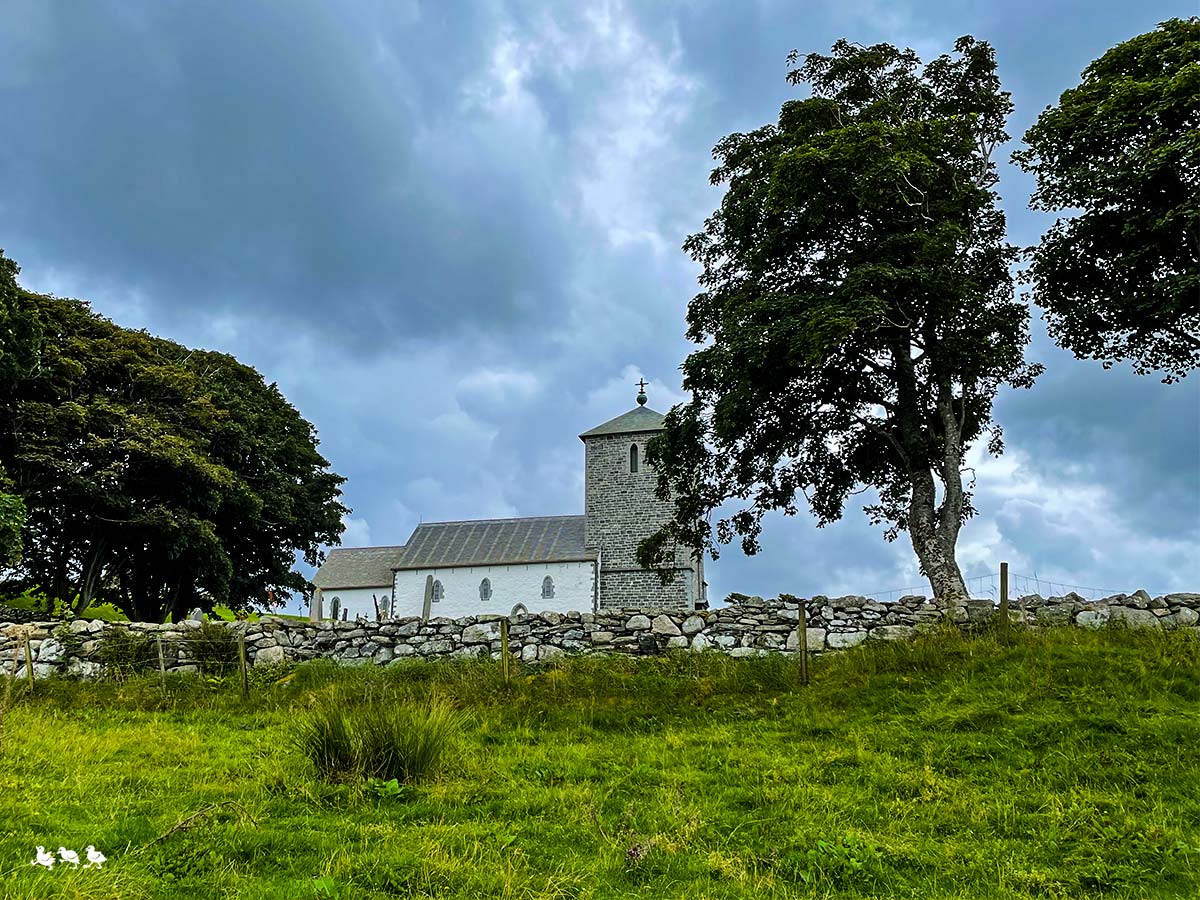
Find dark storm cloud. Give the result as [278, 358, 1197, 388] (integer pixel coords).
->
[1, 0, 1196, 604]
[1, 0, 573, 345]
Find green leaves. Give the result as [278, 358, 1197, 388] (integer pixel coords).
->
[1016, 17, 1200, 381]
[0, 266, 347, 621]
[0, 490, 23, 566]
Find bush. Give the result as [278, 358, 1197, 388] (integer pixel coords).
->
[293, 698, 465, 784]
[357, 701, 466, 783]
[184, 621, 240, 676]
[294, 703, 358, 782]
[96, 627, 155, 679]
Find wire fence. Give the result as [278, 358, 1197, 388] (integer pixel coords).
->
[860, 570, 1142, 604]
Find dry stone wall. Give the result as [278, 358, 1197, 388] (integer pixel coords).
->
[1, 590, 1196, 679]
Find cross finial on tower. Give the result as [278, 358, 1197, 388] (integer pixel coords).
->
[636, 378, 648, 406]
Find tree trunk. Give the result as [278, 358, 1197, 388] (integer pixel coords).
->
[908, 466, 968, 600]
[71, 540, 107, 617]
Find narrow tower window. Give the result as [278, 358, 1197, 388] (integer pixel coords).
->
[541, 575, 555, 599]
[479, 577, 492, 601]
[629, 443, 639, 473]
[432, 579, 444, 601]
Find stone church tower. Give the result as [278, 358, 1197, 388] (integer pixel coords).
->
[580, 385, 706, 610]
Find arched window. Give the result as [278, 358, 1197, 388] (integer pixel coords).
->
[541, 575, 555, 599]
[629, 443, 639, 473]
[479, 578, 492, 601]
[432, 579, 444, 601]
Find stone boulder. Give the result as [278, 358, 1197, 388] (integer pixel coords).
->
[1109, 606, 1160, 628]
[870, 624, 916, 642]
[785, 628, 826, 651]
[827, 631, 867, 649]
[462, 623, 500, 644]
[651, 615, 681, 636]
[254, 645, 287, 666]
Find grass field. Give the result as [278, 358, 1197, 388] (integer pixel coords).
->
[0, 626, 1196, 899]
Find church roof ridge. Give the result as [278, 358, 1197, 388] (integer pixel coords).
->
[417, 513, 584, 528]
[325, 543, 409, 552]
[579, 405, 666, 439]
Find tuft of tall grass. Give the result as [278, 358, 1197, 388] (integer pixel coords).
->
[293, 703, 358, 781]
[358, 701, 466, 782]
[293, 697, 465, 784]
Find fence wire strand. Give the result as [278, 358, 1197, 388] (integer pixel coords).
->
[860, 571, 1149, 603]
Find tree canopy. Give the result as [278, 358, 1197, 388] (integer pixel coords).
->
[1014, 17, 1200, 381]
[638, 37, 1041, 600]
[0, 250, 37, 566]
[0, 261, 347, 621]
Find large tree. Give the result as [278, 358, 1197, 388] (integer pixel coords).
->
[637, 37, 1042, 601]
[0, 281, 347, 621]
[1014, 18, 1200, 381]
[0, 250, 38, 566]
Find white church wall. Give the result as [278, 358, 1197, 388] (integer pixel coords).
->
[393, 560, 596, 620]
[320, 586, 393, 622]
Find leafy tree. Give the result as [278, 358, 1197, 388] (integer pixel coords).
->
[637, 38, 1041, 601]
[0, 249, 38, 566]
[1014, 18, 1200, 381]
[0, 280, 347, 621]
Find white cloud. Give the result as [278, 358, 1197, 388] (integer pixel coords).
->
[339, 515, 372, 547]
[456, 367, 542, 407]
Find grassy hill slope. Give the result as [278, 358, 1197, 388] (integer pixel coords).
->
[0, 626, 1196, 899]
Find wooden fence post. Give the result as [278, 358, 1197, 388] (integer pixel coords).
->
[998, 561, 1010, 645]
[156, 634, 167, 694]
[23, 632, 34, 690]
[500, 618, 511, 687]
[797, 600, 810, 687]
[237, 633, 249, 700]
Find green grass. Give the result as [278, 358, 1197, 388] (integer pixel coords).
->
[1, 590, 308, 623]
[0, 626, 1196, 899]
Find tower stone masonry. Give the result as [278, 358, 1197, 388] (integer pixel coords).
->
[580, 397, 704, 611]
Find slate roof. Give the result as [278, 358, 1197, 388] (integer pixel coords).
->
[578, 405, 666, 439]
[313, 546, 407, 589]
[392, 515, 592, 570]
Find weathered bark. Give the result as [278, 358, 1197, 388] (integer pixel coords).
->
[893, 343, 969, 601]
[908, 466, 968, 600]
[906, 383, 968, 600]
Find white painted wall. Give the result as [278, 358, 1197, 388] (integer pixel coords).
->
[393, 561, 596, 620]
[319, 586, 393, 622]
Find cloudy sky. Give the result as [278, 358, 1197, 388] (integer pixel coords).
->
[2, 0, 1196, 606]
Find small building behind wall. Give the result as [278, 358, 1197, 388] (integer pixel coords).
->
[311, 545, 404, 621]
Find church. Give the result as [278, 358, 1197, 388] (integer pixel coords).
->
[311, 385, 707, 621]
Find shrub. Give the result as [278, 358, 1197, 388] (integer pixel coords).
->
[184, 621, 240, 676]
[294, 703, 358, 782]
[96, 627, 155, 679]
[357, 701, 466, 783]
[292, 698, 465, 784]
